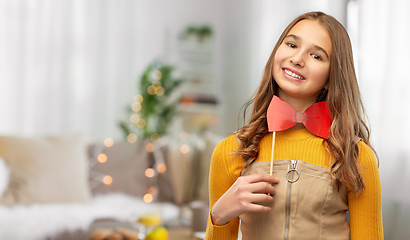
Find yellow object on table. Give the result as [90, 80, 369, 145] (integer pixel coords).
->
[136, 212, 162, 227]
[145, 226, 168, 240]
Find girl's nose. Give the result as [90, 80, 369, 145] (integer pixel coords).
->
[290, 53, 305, 67]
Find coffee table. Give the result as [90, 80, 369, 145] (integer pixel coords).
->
[86, 218, 204, 240]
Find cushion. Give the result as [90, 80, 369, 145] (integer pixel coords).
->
[155, 146, 175, 203]
[164, 132, 223, 204]
[88, 141, 151, 198]
[194, 132, 223, 201]
[166, 140, 197, 205]
[0, 134, 91, 205]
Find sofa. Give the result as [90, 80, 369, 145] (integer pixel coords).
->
[0, 132, 222, 240]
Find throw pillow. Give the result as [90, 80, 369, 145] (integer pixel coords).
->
[166, 140, 197, 205]
[0, 134, 92, 205]
[88, 141, 151, 198]
[194, 131, 223, 201]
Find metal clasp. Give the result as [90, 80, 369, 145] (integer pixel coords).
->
[286, 160, 300, 183]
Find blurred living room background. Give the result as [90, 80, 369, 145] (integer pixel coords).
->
[0, 0, 409, 239]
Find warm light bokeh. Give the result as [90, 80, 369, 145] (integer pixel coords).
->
[104, 138, 114, 147]
[130, 114, 140, 123]
[127, 133, 138, 143]
[98, 153, 108, 163]
[132, 102, 142, 112]
[156, 163, 167, 173]
[136, 119, 146, 128]
[143, 193, 153, 203]
[180, 144, 190, 154]
[152, 70, 162, 81]
[145, 142, 155, 152]
[148, 186, 158, 195]
[156, 86, 164, 96]
[134, 94, 143, 103]
[147, 85, 157, 95]
[152, 80, 161, 86]
[145, 168, 155, 178]
[103, 175, 113, 185]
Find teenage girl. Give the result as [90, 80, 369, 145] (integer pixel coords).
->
[205, 11, 383, 240]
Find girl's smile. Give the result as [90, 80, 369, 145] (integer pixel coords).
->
[272, 19, 332, 112]
[282, 68, 305, 81]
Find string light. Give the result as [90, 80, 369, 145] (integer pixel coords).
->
[103, 175, 113, 185]
[104, 138, 114, 147]
[136, 119, 146, 128]
[132, 102, 142, 112]
[125, 71, 172, 203]
[143, 140, 169, 203]
[148, 186, 158, 195]
[143, 193, 153, 203]
[152, 80, 161, 86]
[147, 85, 157, 95]
[145, 143, 155, 152]
[180, 144, 190, 154]
[156, 86, 164, 96]
[127, 133, 138, 143]
[130, 114, 140, 123]
[151, 70, 162, 81]
[98, 153, 108, 163]
[91, 135, 169, 205]
[134, 94, 143, 103]
[156, 163, 166, 173]
[145, 168, 155, 178]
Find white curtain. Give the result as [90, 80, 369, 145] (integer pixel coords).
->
[357, 0, 410, 237]
[358, 0, 410, 204]
[0, 0, 227, 142]
[0, 0, 143, 142]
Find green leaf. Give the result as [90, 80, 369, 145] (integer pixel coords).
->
[118, 60, 184, 140]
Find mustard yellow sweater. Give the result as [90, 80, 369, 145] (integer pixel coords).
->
[205, 128, 383, 240]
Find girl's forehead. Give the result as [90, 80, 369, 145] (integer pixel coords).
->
[287, 19, 332, 56]
[289, 19, 326, 34]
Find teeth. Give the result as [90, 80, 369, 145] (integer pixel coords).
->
[284, 69, 303, 80]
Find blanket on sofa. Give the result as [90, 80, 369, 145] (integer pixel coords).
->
[0, 193, 180, 240]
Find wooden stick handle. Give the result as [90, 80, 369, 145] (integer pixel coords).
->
[269, 131, 276, 176]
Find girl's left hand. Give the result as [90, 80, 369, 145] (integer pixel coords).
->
[211, 173, 279, 226]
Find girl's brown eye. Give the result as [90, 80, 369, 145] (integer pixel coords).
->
[312, 54, 322, 61]
[287, 43, 297, 48]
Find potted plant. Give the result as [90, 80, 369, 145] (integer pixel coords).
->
[118, 61, 184, 141]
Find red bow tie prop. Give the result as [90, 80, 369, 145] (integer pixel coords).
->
[267, 96, 331, 139]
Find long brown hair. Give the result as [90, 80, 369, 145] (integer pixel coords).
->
[235, 11, 374, 194]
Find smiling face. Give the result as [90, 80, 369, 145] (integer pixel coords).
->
[272, 19, 332, 110]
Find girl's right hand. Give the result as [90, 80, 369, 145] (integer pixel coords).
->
[210, 173, 279, 226]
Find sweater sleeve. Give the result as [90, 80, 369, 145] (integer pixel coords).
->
[205, 136, 241, 240]
[348, 141, 383, 239]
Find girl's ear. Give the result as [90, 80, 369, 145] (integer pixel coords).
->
[324, 81, 329, 90]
